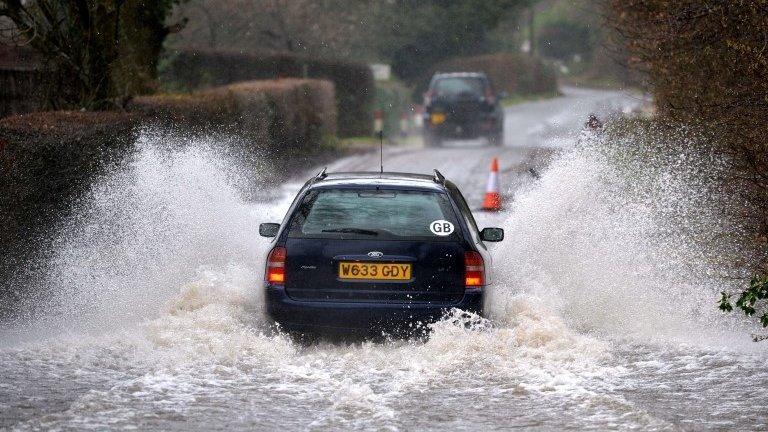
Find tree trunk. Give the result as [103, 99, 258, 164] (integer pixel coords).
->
[111, 0, 170, 99]
[0, 0, 175, 109]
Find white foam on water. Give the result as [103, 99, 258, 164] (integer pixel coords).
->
[487, 131, 763, 349]
[2, 127, 767, 431]
[4, 130, 287, 340]
[51, 265, 615, 430]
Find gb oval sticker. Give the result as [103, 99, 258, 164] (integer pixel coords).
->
[429, 220, 454, 236]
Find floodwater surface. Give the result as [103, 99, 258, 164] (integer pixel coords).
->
[2, 90, 766, 431]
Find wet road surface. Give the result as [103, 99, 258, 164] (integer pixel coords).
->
[2, 86, 767, 431]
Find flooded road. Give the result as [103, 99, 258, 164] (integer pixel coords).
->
[2, 87, 767, 431]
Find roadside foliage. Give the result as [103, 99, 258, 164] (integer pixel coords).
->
[159, 49, 373, 137]
[0, 0, 182, 109]
[607, 0, 768, 326]
[0, 78, 336, 296]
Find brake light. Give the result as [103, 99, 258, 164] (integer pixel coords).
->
[464, 251, 485, 288]
[265, 246, 286, 284]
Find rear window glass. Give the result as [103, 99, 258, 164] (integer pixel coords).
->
[432, 77, 485, 97]
[288, 189, 461, 240]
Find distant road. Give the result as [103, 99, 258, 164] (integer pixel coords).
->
[320, 86, 642, 209]
[503, 86, 644, 148]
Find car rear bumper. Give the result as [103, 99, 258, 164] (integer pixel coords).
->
[425, 115, 502, 138]
[264, 284, 483, 334]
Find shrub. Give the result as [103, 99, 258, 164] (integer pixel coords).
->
[606, 0, 768, 331]
[158, 49, 372, 137]
[417, 53, 559, 99]
[0, 111, 138, 285]
[719, 275, 768, 333]
[537, 20, 593, 62]
[0, 78, 336, 294]
[128, 78, 336, 156]
[606, 0, 768, 236]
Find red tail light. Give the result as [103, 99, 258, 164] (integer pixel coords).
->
[464, 251, 485, 289]
[265, 246, 286, 284]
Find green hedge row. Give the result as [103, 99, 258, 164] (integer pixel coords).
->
[128, 78, 336, 156]
[0, 78, 336, 290]
[159, 49, 373, 138]
[0, 111, 139, 286]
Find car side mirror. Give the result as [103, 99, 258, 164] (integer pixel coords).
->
[480, 227, 504, 242]
[259, 223, 280, 237]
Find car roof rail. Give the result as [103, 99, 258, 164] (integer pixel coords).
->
[433, 169, 446, 184]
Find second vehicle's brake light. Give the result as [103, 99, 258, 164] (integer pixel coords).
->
[265, 246, 286, 284]
[464, 251, 485, 288]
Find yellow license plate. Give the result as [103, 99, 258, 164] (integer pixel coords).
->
[338, 262, 412, 281]
[430, 113, 446, 124]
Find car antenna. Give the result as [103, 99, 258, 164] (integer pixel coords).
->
[433, 169, 445, 184]
[378, 130, 384, 176]
[314, 167, 327, 181]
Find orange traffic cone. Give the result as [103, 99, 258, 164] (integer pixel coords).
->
[481, 157, 502, 211]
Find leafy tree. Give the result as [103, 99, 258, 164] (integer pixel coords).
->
[169, 0, 538, 82]
[719, 276, 768, 332]
[0, 0, 185, 109]
[537, 19, 592, 61]
[167, 0, 369, 59]
[374, 0, 532, 82]
[606, 0, 768, 333]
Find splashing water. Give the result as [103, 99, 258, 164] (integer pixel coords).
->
[6, 131, 286, 338]
[489, 131, 760, 346]
[1, 129, 767, 430]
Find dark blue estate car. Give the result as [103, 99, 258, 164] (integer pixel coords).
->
[259, 169, 504, 336]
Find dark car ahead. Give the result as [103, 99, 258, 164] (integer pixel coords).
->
[259, 170, 504, 337]
[423, 72, 505, 147]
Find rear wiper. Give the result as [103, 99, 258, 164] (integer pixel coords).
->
[321, 228, 379, 236]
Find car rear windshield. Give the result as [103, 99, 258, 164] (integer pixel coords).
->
[432, 77, 485, 98]
[288, 189, 461, 241]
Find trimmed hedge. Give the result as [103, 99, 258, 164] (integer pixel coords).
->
[418, 53, 559, 99]
[159, 49, 373, 137]
[128, 78, 336, 156]
[0, 78, 336, 291]
[0, 111, 138, 285]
